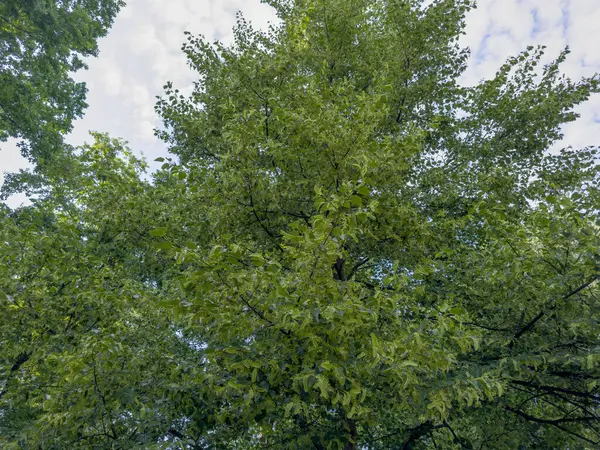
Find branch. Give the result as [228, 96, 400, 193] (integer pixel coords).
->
[463, 321, 511, 332]
[511, 380, 600, 403]
[443, 421, 472, 449]
[168, 428, 186, 440]
[240, 294, 291, 337]
[512, 275, 599, 342]
[400, 421, 443, 450]
[91, 352, 116, 440]
[354, 279, 396, 291]
[346, 257, 371, 281]
[240, 294, 274, 326]
[167, 429, 205, 449]
[9, 351, 30, 372]
[234, 201, 313, 224]
[246, 189, 276, 239]
[505, 406, 599, 445]
[0, 352, 31, 399]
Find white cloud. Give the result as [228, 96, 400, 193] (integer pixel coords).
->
[161, 1, 196, 25]
[488, 0, 534, 39]
[131, 84, 150, 107]
[138, 120, 158, 142]
[460, 0, 600, 151]
[129, 24, 162, 55]
[102, 68, 123, 97]
[566, 1, 600, 67]
[163, 25, 188, 50]
[118, 0, 135, 19]
[0, 139, 30, 174]
[485, 33, 519, 60]
[528, 0, 564, 32]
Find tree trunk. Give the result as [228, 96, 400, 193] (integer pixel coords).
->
[343, 419, 357, 450]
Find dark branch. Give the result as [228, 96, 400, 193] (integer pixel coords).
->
[505, 406, 599, 446]
[513, 276, 599, 342]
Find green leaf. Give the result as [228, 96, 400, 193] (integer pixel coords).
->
[153, 240, 174, 250]
[349, 195, 363, 207]
[357, 185, 369, 196]
[184, 241, 196, 250]
[149, 227, 168, 237]
[320, 361, 335, 371]
[400, 360, 418, 368]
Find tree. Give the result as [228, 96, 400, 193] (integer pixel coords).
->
[0, 134, 199, 448]
[0, 0, 124, 165]
[2, 0, 600, 448]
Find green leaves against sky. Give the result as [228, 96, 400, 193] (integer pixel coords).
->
[1, 0, 600, 448]
[0, 0, 124, 165]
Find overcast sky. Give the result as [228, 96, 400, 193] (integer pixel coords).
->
[2, 0, 600, 207]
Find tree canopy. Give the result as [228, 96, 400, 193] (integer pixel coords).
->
[0, 0, 124, 165]
[2, 0, 600, 448]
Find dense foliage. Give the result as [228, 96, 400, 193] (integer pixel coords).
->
[2, 0, 600, 448]
[0, 0, 124, 166]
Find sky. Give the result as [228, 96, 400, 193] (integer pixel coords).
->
[2, 0, 600, 207]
